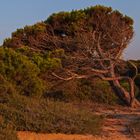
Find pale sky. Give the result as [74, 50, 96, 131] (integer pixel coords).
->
[0, 0, 139, 59]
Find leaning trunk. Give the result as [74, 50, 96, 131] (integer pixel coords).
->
[109, 80, 130, 106]
[108, 63, 140, 107]
[109, 80, 140, 107]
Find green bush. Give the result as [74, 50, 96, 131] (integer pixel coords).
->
[0, 47, 45, 97]
[16, 47, 62, 72]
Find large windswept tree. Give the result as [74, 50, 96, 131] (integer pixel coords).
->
[4, 6, 140, 107]
[47, 6, 140, 107]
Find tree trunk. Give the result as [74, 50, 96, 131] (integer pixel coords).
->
[108, 63, 140, 107]
[109, 80, 140, 107]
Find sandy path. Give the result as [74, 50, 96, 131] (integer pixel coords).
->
[17, 106, 140, 140]
[94, 106, 140, 140]
[17, 131, 137, 140]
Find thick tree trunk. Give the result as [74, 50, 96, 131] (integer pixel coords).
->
[107, 63, 140, 107]
[109, 80, 140, 107]
[109, 80, 130, 106]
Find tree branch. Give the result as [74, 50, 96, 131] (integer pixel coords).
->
[52, 72, 88, 81]
[128, 60, 138, 80]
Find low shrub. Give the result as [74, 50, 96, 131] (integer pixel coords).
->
[45, 79, 118, 105]
[0, 94, 103, 135]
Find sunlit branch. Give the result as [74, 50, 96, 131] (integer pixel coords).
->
[128, 60, 138, 80]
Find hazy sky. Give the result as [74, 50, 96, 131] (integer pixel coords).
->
[0, 0, 139, 59]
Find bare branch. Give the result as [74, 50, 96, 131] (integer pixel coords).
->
[107, 33, 120, 45]
[82, 67, 109, 74]
[128, 60, 138, 80]
[113, 40, 126, 59]
[100, 75, 131, 81]
[52, 72, 88, 81]
[96, 33, 105, 58]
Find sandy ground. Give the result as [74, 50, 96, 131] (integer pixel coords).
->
[18, 131, 139, 140]
[17, 105, 140, 140]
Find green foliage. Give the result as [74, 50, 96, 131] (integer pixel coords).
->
[47, 12, 71, 23]
[3, 22, 47, 48]
[45, 5, 133, 34]
[46, 10, 86, 26]
[0, 47, 45, 97]
[24, 22, 46, 34]
[32, 52, 62, 72]
[16, 46, 62, 71]
[11, 22, 46, 38]
[12, 28, 24, 38]
[84, 5, 112, 15]
[3, 38, 13, 47]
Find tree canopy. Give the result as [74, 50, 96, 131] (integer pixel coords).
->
[4, 5, 133, 54]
